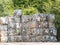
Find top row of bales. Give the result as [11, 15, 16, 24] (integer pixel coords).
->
[0, 9, 55, 27]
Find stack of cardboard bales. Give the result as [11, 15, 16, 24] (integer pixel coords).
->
[0, 9, 57, 42]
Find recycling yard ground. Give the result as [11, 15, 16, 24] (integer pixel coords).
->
[0, 42, 60, 45]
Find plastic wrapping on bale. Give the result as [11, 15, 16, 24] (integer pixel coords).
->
[0, 17, 8, 24]
[42, 35, 50, 42]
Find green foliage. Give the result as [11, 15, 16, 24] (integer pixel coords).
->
[0, 0, 14, 17]
[22, 7, 38, 15]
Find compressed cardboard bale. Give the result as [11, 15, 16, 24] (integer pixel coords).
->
[8, 28, 15, 36]
[38, 14, 44, 21]
[36, 28, 43, 36]
[8, 36, 11, 42]
[21, 27, 27, 36]
[27, 28, 37, 38]
[1, 36, 8, 42]
[1, 31, 8, 42]
[21, 36, 27, 42]
[36, 16, 40, 22]
[30, 21, 38, 28]
[42, 35, 50, 42]
[49, 22, 55, 28]
[35, 36, 43, 42]
[39, 14, 47, 21]
[49, 27, 57, 36]
[18, 36, 23, 42]
[32, 14, 38, 21]
[0, 25, 8, 31]
[26, 28, 31, 35]
[41, 21, 48, 28]
[1, 31, 7, 36]
[8, 36, 15, 42]
[29, 28, 37, 37]
[22, 15, 31, 23]
[48, 14, 55, 23]
[50, 36, 57, 42]
[0, 17, 8, 24]
[43, 28, 49, 35]
[8, 16, 16, 28]
[8, 16, 14, 22]
[14, 36, 22, 42]
[26, 35, 31, 42]
[33, 14, 40, 22]
[22, 21, 31, 29]
[8, 22, 15, 29]
[31, 37, 36, 42]
[44, 22, 48, 28]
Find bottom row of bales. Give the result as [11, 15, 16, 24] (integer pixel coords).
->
[0, 25, 57, 42]
[0, 14, 57, 42]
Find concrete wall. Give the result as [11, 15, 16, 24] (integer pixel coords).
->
[0, 10, 57, 42]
